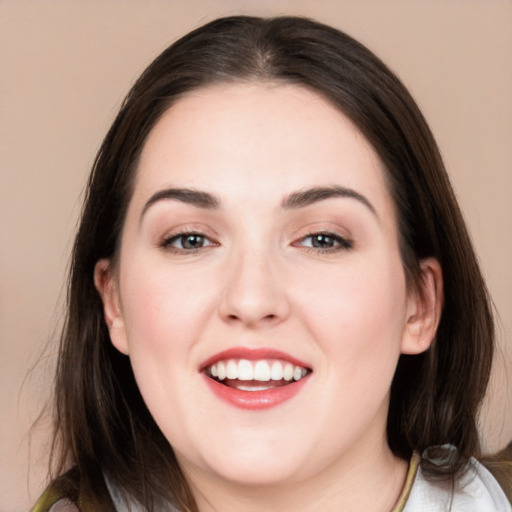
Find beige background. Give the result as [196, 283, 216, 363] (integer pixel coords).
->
[1, 1, 511, 510]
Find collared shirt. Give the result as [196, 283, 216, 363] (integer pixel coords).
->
[393, 453, 511, 512]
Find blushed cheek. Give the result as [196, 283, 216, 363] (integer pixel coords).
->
[121, 264, 217, 359]
[120, 278, 187, 416]
[121, 274, 181, 354]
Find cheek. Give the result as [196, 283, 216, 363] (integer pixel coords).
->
[119, 276, 185, 405]
[116, 264, 215, 439]
[296, 255, 408, 367]
[304, 260, 408, 444]
[119, 260, 217, 354]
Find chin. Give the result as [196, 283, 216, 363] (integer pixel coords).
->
[177, 433, 312, 488]
[204, 456, 306, 487]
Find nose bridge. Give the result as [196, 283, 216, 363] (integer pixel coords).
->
[219, 237, 289, 327]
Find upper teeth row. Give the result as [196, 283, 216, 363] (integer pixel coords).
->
[209, 359, 308, 382]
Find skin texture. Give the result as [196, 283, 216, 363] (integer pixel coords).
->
[95, 83, 443, 512]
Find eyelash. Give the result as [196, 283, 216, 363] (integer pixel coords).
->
[161, 231, 217, 253]
[294, 231, 353, 253]
[160, 230, 353, 255]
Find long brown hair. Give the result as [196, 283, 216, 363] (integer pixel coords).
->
[50, 16, 495, 509]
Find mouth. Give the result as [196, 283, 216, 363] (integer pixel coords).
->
[205, 358, 310, 391]
[200, 349, 312, 409]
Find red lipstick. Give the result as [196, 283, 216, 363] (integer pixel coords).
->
[200, 347, 312, 410]
[200, 347, 310, 370]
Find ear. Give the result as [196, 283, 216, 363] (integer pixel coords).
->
[94, 259, 129, 355]
[401, 257, 444, 355]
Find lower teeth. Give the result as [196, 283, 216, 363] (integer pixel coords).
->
[220, 378, 291, 391]
[236, 383, 275, 391]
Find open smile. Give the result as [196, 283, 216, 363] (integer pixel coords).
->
[201, 348, 312, 409]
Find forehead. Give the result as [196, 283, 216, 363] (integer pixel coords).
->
[134, 82, 393, 216]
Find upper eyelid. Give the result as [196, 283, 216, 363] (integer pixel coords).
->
[296, 231, 352, 245]
[160, 232, 218, 253]
[291, 227, 355, 251]
[156, 222, 353, 248]
[292, 224, 352, 241]
[160, 223, 219, 239]
[159, 227, 217, 249]
[298, 228, 349, 237]
[159, 232, 352, 255]
[163, 230, 214, 241]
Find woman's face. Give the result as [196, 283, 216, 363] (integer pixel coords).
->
[97, 83, 433, 488]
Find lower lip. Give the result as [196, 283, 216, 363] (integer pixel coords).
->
[203, 374, 310, 410]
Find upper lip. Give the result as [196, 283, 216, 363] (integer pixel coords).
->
[199, 347, 311, 372]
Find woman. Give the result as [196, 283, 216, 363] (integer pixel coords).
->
[33, 15, 511, 511]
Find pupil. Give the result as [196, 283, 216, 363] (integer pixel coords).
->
[183, 234, 203, 249]
[312, 234, 333, 248]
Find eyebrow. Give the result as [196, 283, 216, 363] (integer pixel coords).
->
[281, 186, 377, 216]
[141, 188, 220, 222]
[140, 184, 377, 222]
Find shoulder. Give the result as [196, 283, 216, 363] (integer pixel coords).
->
[31, 467, 80, 512]
[32, 498, 79, 512]
[481, 442, 512, 500]
[31, 467, 117, 512]
[404, 457, 511, 512]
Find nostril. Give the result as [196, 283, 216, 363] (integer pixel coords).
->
[224, 312, 279, 326]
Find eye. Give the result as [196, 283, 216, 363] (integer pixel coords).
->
[162, 232, 215, 251]
[296, 232, 353, 252]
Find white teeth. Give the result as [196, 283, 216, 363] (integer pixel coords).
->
[238, 359, 253, 381]
[226, 360, 238, 379]
[270, 361, 283, 381]
[254, 361, 271, 381]
[236, 383, 275, 392]
[283, 363, 294, 381]
[207, 358, 309, 384]
[217, 361, 226, 380]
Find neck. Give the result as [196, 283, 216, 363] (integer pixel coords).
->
[185, 442, 409, 512]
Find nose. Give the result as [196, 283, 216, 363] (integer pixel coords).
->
[218, 248, 291, 328]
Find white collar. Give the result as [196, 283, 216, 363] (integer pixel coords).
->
[403, 457, 511, 512]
